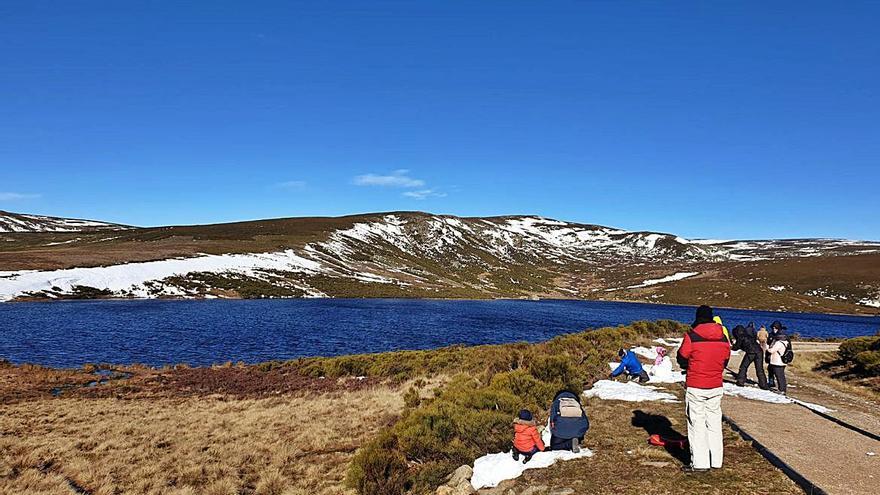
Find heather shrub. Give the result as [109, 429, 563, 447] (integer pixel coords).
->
[838, 336, 879, 362]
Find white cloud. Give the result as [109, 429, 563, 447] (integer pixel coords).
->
[0, 192, 40, 201]
[402, 189, 447, 200]
[353, 169, 425, 188]
[275, 180, 307, 190]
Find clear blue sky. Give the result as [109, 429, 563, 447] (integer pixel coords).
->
[1, 1, 878, 240]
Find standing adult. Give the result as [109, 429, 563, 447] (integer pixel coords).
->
[677, 305, 731, 473]
[733, 322, 768, 389]
[766, 321, 785, 388]
[767, 321, 790, 394]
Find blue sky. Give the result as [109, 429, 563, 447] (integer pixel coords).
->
[1, 1, 878, 240]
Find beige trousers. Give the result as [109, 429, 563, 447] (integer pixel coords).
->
[685, 386, 724, 469]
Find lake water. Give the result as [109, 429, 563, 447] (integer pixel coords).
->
[1, 299, 878, 368]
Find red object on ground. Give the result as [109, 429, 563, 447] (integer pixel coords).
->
[648, 434, 688, 449]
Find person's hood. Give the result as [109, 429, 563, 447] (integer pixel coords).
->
[693, 322, 725, 340]
[514, 419, 537, 429]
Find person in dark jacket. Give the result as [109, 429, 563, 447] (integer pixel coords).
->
[610, 348, 650, 383]
[733, 323, 768, 389]
[549, 390, 590, 452]
[677, 305, 731, 472]
[766, 321, 787, 388]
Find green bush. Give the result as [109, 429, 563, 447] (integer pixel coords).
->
[838, 336, 880, 362]
[853, 350, 880, 376]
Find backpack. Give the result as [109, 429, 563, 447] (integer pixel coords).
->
[781, 341, 795, 364]
[557, 397, 583, 418]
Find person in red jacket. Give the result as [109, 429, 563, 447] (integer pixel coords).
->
[677, 305, 731, 473]
[512, 409, 545, 463]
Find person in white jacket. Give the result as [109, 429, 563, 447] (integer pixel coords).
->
[767, 336, 790, 394]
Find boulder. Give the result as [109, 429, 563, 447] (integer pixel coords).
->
[447, 464, 474, 487]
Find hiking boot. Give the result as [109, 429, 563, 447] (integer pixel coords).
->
[681, 466, 709, 474]
[523, 454, 533, 464]
[571, 439, 580, 453]
[512, 451, 520, 461]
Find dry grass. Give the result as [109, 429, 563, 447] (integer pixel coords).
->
[788, 350, 880, 398]
[504, 395, 802, 494]
[0, 385, 411, 495]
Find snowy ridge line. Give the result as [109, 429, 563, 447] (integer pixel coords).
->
[2, 213, 880, 302]
[0, 211, 129, 233]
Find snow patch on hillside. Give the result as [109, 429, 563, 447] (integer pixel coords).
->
[0, 250, 324, 301]
[0, 212, 127, 232]
[627, 272, 699, 289]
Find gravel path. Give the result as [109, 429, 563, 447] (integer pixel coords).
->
[725, 351, 880, 494]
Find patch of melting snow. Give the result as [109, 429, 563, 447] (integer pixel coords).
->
[583, 380, 679, 403]
[0, 250, 324, 301]
[470, 448, 593, 490]
[627, 272, 699, 289]
[654, 338, 683, 347]
[791, 399, 835, 414]
[723, 383, 791, 404]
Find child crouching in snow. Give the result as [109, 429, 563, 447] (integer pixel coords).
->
[512, 409, 545, 463]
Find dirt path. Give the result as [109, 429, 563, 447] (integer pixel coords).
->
[726, 351, 880, 494]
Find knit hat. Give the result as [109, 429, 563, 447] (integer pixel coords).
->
[518, 409, 533, 421]
[618, 348, 626, 358]
[770, 321, 787, 331]
[693, 305, 715, 327]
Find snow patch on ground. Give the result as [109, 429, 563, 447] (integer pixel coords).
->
[470, 448, 593, 490]
[723, 383, 791, 404]
[583, 380, 679, 403]
[631, 346, 659, 360]
[648, 357, 686, 384]
[654, 338, 683, 347]
[627, 272, 699, 289]
[859, 297, 880, 308]
[723, 384, 835, 412]
[792, 399, 835, 414]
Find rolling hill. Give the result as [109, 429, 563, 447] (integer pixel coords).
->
[0, 211, 878, 314]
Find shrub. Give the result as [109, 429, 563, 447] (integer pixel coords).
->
[838, 336, 880, 362]
[854, 350, 880, 376]
[346, 432, 410, 495]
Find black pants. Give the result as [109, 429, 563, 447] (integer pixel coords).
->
[549, 435, 583, 451]
[768, 364, 787, 393]
[512, 446, 540, 462]
[737, 352, 768, 389]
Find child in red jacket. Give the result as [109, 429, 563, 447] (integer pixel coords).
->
[512, 409, 545, 463]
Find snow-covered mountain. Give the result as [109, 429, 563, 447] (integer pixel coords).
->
[0, 211, 130, 232]
[1, 212, 878, 313]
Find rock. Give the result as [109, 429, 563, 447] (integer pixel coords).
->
[548, 489, 574, 495]
[436, 487, 455, 495]
[447, 464, 474, 487]
[453, 479, 476, 495]
[520, 485, 550, 495]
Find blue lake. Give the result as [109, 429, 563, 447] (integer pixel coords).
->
[1, 298, 878, 368]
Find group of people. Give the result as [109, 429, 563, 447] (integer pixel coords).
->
[730, 320, 793, 393]
[511, 305, 794, 474]
[511, 390, 590, 463]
